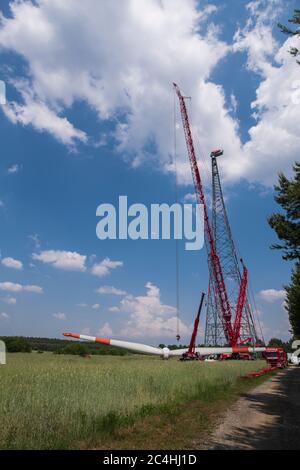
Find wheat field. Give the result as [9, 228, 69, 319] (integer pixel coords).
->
[0, 353, 265, 449]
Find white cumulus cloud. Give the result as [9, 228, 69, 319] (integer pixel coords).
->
[109, 306, 120, 313]
[0, 0, 298, 186]
[7, 163, 21, 174]
[259, 289, 286, 303]
[234, 0, 300, 185]
[96, 285, 127, 296]
[0, 281, 43, 294]
[91, 258, 123, 277]
[92, 303, 100, 310]
[98, 322, 113, 337]
[25, 285, 44, 294]
[32, 250, 87, 272]
[114, 282, 190, 339]
[2, 80, 87, 147]
[1, 257, 23, 270]
[0, 0, 230, 181]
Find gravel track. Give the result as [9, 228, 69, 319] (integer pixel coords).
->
[206, 366, 300, 450]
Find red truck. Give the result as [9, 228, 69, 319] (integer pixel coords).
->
[264, 348, 288, 369]
[219, 352, 252, 361]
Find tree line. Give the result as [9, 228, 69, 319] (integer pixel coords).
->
[0, 336, 131, 356]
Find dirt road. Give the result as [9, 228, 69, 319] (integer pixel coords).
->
[207, 366, 300, 450]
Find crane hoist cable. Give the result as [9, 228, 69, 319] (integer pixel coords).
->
[173, 88, 180, 341]
[248, 276, 265, 345]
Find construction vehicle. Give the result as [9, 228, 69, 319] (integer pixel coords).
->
[264, 348, 288, 369]
[180, 292, 205, 361]
[219, 353, 232, 361]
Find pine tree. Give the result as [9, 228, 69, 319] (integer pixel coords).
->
[278, 10, 300, 65]
[268, 163, 300, 261]
[268, 163, 300, 338]
[285, 263, 300, 338]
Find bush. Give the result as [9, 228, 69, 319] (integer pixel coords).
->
[57, 343, 89, 356]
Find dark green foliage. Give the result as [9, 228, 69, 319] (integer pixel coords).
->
[268, 163, 300, 261]
[278, 9, 300, 64]
[0, 337, 32, 353]
[0, 336, 130, 355]
[56, 343, 89, 356]
[268, 163, 300, 339]
[285, 263, 300, 339]
[268, 337, 294, 352]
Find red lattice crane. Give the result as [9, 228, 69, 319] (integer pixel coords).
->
[232, 260, 249, 346]
[206, 150, 261, 347]
[173, 83, 233, 345]
[181, 292, 205, 361]
[174, 83, 262, 348]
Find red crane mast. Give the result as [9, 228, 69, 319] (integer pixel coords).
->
[206, 149, 261, 347]
[232, 260, 249, 346]
[173, 83, 233, 344]
[181, 292, 205, 360]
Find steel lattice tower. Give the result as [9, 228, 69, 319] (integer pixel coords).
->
[204, 153, 259, 346]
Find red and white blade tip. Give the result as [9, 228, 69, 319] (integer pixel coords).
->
[63, 332, 80, 339]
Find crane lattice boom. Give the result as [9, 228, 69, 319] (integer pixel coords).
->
[206, 151, 261, 346]
[173, 83, 233, 344]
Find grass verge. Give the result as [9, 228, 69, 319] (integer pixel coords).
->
[80, 372, 277, 450]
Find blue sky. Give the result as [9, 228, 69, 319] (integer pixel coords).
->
[0, 0, 299, 344]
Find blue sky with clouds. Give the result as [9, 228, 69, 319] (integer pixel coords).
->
[0, 0, 299, 344]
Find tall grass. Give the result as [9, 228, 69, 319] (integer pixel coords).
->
[0, 353, 264, 449]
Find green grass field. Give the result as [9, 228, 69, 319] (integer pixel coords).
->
[0, 353, 265, 449]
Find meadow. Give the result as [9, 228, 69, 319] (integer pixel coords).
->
[0, 353, 265, 449]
